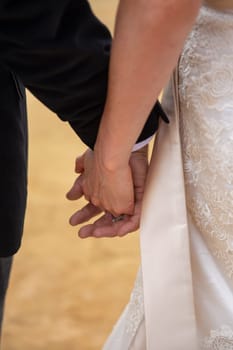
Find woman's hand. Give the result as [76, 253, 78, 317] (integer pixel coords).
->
[66, 145, 149, 238]
[67, 148, 135, 218]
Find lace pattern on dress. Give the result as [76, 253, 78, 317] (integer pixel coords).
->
[178, 6, 233, 278]
[110, 6, 233, 349]
[202, 325, 233, 349]
[125, 268, 144, 339]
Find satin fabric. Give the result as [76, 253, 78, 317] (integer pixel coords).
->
[139, 4, 233, 343]
[139, 70, 198, 349]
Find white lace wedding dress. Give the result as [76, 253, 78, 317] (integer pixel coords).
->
[103, 3, 233, 349]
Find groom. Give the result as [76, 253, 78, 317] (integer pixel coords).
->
[0, 0, 166, 336]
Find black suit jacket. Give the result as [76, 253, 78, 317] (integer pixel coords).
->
[0, 0, 166, 257]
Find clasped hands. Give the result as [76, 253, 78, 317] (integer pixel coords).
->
[66, 145, 148, 238]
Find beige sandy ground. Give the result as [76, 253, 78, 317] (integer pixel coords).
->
[1, 1, 141, 349]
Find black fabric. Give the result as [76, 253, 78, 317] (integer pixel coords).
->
[0, 66, 28, 257]
[0, 0, 165, 148]
[0, 256, 13, 330]
[0, 0, 168, 256]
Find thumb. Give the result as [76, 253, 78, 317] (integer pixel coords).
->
[66, 174, 84, 200]
[75, 153, 85, 173]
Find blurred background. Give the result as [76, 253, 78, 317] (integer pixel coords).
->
[1, 1, 141, 349]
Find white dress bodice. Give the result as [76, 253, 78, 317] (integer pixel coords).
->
[179, 5, 233, 281]
[179, 6, 233, 347]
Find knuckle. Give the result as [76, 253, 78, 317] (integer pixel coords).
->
[82, 183, 89, 196]
[91, 196, 100, 207]
[84, 194, 90, 202]
[125, 202, 134, 214]
[112, 208, 122, 217]
[82, 178, 87, 189]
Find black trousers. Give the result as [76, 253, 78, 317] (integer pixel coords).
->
[0, 257, 13, 334]
[0, 64, 27, 333]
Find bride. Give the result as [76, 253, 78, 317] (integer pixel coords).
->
[67, 0, 233, 348]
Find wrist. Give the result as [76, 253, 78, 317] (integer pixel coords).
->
[94, 137, 131, 172]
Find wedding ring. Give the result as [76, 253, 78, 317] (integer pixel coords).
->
[111, 214, 125, 223]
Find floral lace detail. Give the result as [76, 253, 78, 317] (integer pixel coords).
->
[202, 325, 233, 349]
[125, 268, 144, 339]
[178, 6, 233, 278]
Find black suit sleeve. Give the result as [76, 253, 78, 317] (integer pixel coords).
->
[0, 0, 166, 148]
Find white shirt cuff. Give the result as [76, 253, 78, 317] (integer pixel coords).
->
[132, 135, 154, 152]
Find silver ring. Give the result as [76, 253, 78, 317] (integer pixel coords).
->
[111, 214, 125, 223]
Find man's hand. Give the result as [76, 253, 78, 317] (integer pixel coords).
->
[66, 145, 149, 238]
